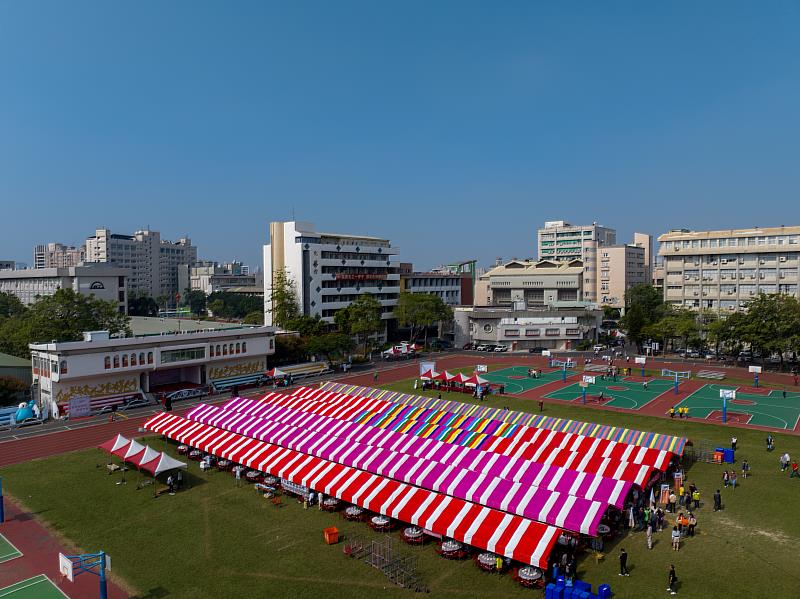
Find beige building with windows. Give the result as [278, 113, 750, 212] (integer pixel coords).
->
[658, 226, 800, 312]
[33, 243, 86, 269]
[597, 235, 651, 309]
[474, 259, 585, 308]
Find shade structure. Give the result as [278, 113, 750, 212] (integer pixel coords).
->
[185, 401, 611, 534]
[464, 374, 489, 386]
[113, 439, 145, 461]
[319, 382, 687, 455]
[383, 347, 402, 356]
[140, 452, 187, 476]
[265, 368, 287, 378]
[129, 445, 160, 468]
[451, 373, 471, 384]
[143, 411, 562, 567]
[419, 369, 438, 381]
[433, 371, 456, 382]
[99, 434, 129, 454]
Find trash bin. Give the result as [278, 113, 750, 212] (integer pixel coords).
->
[723, 448, 735, 463]
[597, 583, 612, 599]
[323, 527, 339, 545]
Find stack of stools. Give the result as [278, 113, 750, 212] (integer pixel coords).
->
[545, 579, 611, 599]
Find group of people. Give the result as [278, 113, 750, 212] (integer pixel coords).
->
[668, 407, 690, 418]
[527, 368, 542, 378]
[779, 452, 799, 478]
[618, 550, 679, 595]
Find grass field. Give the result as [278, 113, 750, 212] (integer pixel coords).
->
[543, 377, 674, 410]
[0, 534, 22, 565]
[2, 380, 800, 599]
[0, 575, 67, 599]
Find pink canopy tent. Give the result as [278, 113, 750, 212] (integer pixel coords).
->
[464, 374, 489, 386]
[99, 434, 129, 454]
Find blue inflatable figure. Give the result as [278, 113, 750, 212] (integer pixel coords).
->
[14, 400, 37, 424]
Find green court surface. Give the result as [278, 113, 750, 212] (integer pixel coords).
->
[0, 575, 68, 599]
[544, 377, 675, 410]
[675, 384, 800, 430]
[480, 365, 577, 394]
[0, 534, 22, 565]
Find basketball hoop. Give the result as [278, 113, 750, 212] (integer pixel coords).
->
[59, 552, 74, 583]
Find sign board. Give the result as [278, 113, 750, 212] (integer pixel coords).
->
[541, 350, 551, 357]
[420, 362, 436, 376]
[105, 554, 111, 571]
[634, 357, 647, 365]
[582, 375, 596, 384]
[720, 389, 737, 400]
[475, 364, 488, 373]
[68, 396, 91, 418]
[59, 553, 74, 582]
[579, 381, 589, 388]
[749, 365, 762, 374]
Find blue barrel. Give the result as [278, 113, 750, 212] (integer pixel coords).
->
[577, 592, 591, 599]
[723, 448, 735, 463]
[574, 580, 592, 593]
[545, 583, 557, 599]
[598, 583, 612, 599]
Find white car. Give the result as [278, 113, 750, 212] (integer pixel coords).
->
[493, 345, 508, 352]
[475, 345, 489, 351]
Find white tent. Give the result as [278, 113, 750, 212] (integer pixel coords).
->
[122, 439, 146, 461]
[140, 452, 188, 476]
[99, 434, 129, 454]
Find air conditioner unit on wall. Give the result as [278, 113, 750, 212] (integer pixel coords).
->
[780, 256, 787, 262]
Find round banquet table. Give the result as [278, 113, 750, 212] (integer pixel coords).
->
[216, 459, 231, 471]
[344, 506, 364, 520]
[597, 524, 611, 536]
[477, 552, 498, 567]
[263, 476, 279, 486]
[176, 445, 189, 455]
[371, 515, 390, 527]
[322, 497, 340, 510]
[245, 470, 262, 482]
[404, 527, 423, 539]
[441, 540, 462, 553]
[188, 449, 203, 461]
[518, 566, 543, 583]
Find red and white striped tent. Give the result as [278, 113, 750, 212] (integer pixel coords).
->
[264, 368, 287, 378]
[99, 434, 129, 454]
[419, 369, 438, 380]
[140, 452, 187, 476]
[144, 411, 561, 567]
[433, 371, 457, 382]
[464, 374, 489, 386]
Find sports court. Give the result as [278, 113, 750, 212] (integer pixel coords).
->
[480, 365, 577, 394]
[0, 534, 22, 565]
[675, 384, 800, 430]
[544, 377, 675, 410]
[0, 575, 68, 599]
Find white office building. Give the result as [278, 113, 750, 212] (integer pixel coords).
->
[0, 264, 128, 312]
[85, 228, 197, 298]
[263, 221, 399, 339]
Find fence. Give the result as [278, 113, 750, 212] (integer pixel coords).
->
[344, 534, 427, 592]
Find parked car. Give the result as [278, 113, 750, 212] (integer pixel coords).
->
[688, 350, 701, 358]
[528, 346, 548, 354]
[738, 351, 753, 362]
[485, 344, 498, 352]
[475, 344, 489, 351]
[494, 345, 508, 352]
[462, 342, 474, 350]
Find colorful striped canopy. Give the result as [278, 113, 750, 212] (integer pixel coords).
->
[144, 411, 561, 567]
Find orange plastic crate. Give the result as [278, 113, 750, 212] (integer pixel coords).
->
[323, 527, 339, 545]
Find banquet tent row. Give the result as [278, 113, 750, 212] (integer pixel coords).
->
[143, 411, 561, 567]
[100, 433, 187, 476]
[239, 389, 664, 487]
[419, 371, 489, 386]
[319, 382, 686, 455]
[219, 395, 631, 508]
[185, 401, 609, 534]
[290, 387, 673, 473]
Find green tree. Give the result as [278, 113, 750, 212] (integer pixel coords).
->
[334, 294, 382, 355]
[207, 292, 262, 319]
[625, 284, 665, 322]
[0, 376, 28, 406]
[737, 293, 800, 367]
[127, 292, 159, 317]
[182, 290, 207, 316]
[267, 268, 300, 328]
[243, 311, 264, 325]
[284, 314, 327, 337]
[273, 334, 307, 365]
[0, 292, 25, 318]
[394, 292, 454, 346]
[306, 332, 355, 364]
[621, 304, 647, 351]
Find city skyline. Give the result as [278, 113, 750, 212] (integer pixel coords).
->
[2, 2, 799, 269]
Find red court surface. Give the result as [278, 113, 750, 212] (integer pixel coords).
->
[0, 499, 128, 598]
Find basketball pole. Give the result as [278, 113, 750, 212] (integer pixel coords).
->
[754, 372, 759, 388]
[722, 396, 727, 424]
[582, 386, 587, 404]
[0, 476, 4, 523]
[562, 363, 567, 383]
[674, 373, 679, 395]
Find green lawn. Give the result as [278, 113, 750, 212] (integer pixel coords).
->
[2, 382, 800, 599]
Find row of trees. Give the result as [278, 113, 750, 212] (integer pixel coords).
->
[0, 289, 131, 358]
[622, 284, 800, 367]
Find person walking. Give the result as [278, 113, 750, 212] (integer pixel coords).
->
[619, 548, 630, 576]
[767, 434, 774, 451]
[791, 461, 799, 479]
[731, 436, 737, 451]
[780, 453, 790, 471]
[742, 460, 750, 479]
[722, 471, 729, 488]
[730, 471, 738, 490]
[687, 513, 697, 537]
[668, 491, 676, 513]
[713, 489, 722, 511]
[671, 526, 681, 551]
[667, 564, 678, 595]
[373, 371, 379, 383]
[167, 474, 175, 496]
[692, 488, 700, 509]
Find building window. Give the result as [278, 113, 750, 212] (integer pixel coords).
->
[122, 355, 128, 367]
[139, 352, 145, 365]
[216, 345, 221, 355]
[525, 329, 540, 336]
[505, 329, 519, 337]
[60, 360, 68, 375]
[209, 345, 214, 357]
[242, 342, 247, 353]
[235, 342, 241, 354]
[113, 355, 120, 368]
[229, 343, 234, 355]
[104, 356, 111, 370]
[130, 353, 136, 366]
[160, 347, 206, 364]
[545, 328, 560, 336]
[223, 344, 228, 355]
[148, 352, 154, 364]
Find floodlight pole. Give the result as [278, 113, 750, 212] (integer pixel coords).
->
[0, 476, 5, 523]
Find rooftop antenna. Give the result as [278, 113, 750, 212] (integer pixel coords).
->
[291, 206, 295, 221]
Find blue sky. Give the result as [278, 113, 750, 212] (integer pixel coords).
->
[1, 1, 799, 270]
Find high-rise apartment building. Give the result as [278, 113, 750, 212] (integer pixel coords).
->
[33, 243, 86, 269]
[263, 221, 399, 339]
[537, 221, 616, 302]
[658, 226, 800, 312]
[0, 261, 15, 271]
[85, 228, 197, 298]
